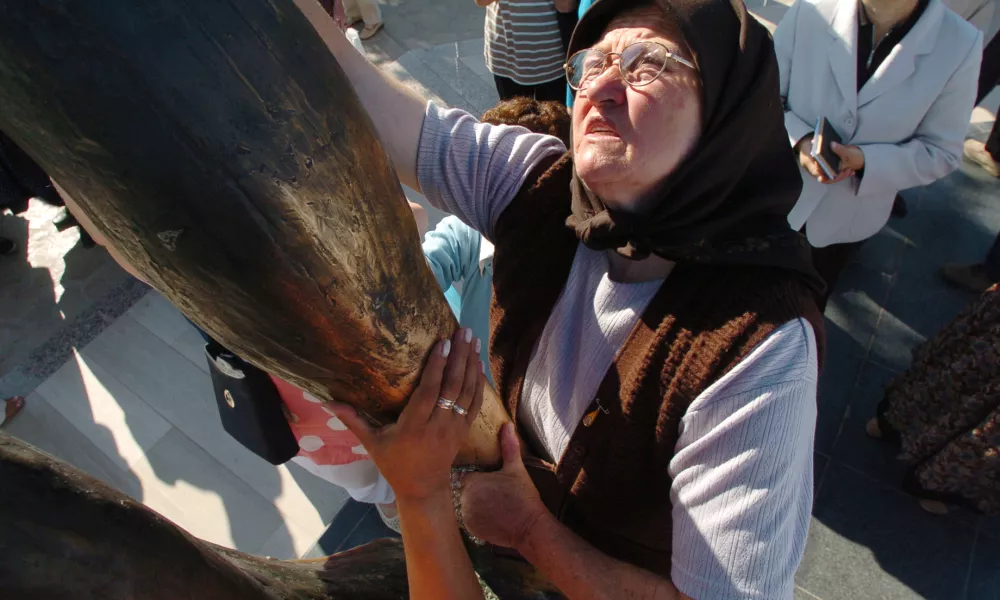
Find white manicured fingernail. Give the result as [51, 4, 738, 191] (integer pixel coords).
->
[441, 340, 451, 357]
[464, 328, 473, 343]
[480, 361, 485, 373]
[474, 338, 482, 353]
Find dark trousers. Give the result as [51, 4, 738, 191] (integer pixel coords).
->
[493, 75, 566, 103]
[811, 240, 866, 311]
[556, 11, 578, 54]
[984, 231, 1000, 281]
[978, 33, 1000, 157]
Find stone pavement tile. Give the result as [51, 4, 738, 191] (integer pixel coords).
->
[824, 228, 901, 358]
[170, 325, 211, 374]
[869, 250, 978, 375]
[383, 52, 470, 112]
[419, 42, 499, 116]
[967, 533, 1000, 600]
[130, 428, 283, 554]
[281, 459, 352, 544]
[795, 585, 824, 600]
[376, 0, 484, 51]
[79, 315, 345, 536]
[823, 263, 893, 357]
[307, 498, 399, 556]
[891, 172, 1000, 269]
[981, 516, 1000, 539]
[34, 349, 172, 470]
[456, 38, 494, 88]
[126, 291, 193, 346]
[815, 331, 865, 455]
[362, 25, 411, 66]
[829, 361, 909, 483]
[335, 503, 400, 551]
[796, 463, 976, 600]
[865, 308, 925, 375]
[3, 391, 144, 501]
[856, 224, 908, 277]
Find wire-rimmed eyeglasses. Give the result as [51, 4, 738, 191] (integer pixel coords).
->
[564, 41, 696, 91]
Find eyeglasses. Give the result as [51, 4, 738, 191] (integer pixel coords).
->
[564, 41, 696, 92]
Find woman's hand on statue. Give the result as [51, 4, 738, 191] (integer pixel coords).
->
[329, 329, 486, 504]
[795, 135, 855, 184]
[459, 424, 549, 549]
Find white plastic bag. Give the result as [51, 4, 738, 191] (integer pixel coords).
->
[345, 28, 366, 56]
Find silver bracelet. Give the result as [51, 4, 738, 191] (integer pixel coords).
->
[451, 466, 485, 546]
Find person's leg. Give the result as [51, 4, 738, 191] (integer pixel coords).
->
[355, 0, 383, 39]
[533, 77, 569, 104]
[355, 0, 382, 25]
[977, 32, 1000, 105]
[494, 75, 532, 101]
[810, 239, 865, 311]
[340, 0, 363, 26]
[982, 230, 1000, 281]
[985, 118, 1000, 161]
[556, 10, 578, 54]
[972, 34, 1000, 167]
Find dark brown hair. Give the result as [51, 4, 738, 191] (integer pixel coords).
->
[481, 98, 571, 147]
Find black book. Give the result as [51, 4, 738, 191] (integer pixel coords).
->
[810, 117, 843, 179]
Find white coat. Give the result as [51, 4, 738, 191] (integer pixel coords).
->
[775, 0, 982, 247]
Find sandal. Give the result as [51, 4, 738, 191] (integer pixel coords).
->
[344, 16, 363, 27]
[1, 396, 25, 428]
[376, 502, 401, 534]
[359, 21, 383, 40]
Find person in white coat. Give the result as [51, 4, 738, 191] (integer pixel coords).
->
[775, 0, 982, 301]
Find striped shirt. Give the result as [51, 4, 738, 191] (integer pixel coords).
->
[485, 0, 565, 86]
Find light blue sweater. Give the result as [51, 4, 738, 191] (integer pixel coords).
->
[422, 216, 493, 383]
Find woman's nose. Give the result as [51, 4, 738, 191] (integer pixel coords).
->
[584, 63, 627, 105]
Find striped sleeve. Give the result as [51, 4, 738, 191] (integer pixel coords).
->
[415, 102, 566, 239]
[668, 318, 818, 600]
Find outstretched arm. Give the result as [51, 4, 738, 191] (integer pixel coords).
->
[292, 0, 426, 191]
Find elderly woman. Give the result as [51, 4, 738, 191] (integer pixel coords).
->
[298, 0, 825, 597]
[775, 0, 982, 300]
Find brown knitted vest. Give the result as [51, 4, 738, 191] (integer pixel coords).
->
[489, 153, 825, 578]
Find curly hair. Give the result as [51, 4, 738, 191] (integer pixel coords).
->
[481, 97, 571, 147]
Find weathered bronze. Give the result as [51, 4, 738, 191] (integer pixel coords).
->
[0, 0, 508, 465]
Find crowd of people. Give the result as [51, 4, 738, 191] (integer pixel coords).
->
[3, 0, 1000, 597]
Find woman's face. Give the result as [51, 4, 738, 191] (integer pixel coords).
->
[572, 8, 702, 212]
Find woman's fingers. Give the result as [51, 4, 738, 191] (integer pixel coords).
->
[438, 328, 473, 405]
[328, 401, 377, 447]
[403, 338, 452, 425]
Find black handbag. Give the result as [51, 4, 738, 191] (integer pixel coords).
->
[205, 341, 300, 465]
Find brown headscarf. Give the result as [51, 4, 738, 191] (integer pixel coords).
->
[565, 0, 823, 292]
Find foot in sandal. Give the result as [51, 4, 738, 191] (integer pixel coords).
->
[376, 501, 401, 533]
[359, 21, 384, 40]
[1, 396, 26, 428]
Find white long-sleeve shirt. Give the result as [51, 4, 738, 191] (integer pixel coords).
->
[416, 102, 818, 600]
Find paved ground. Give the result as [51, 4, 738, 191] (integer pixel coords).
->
[2, 0, 999, 597]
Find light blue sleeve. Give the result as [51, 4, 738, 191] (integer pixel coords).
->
[421, 216, 481, 294]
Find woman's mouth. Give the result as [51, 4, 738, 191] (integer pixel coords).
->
[585, 119, 619, 137]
